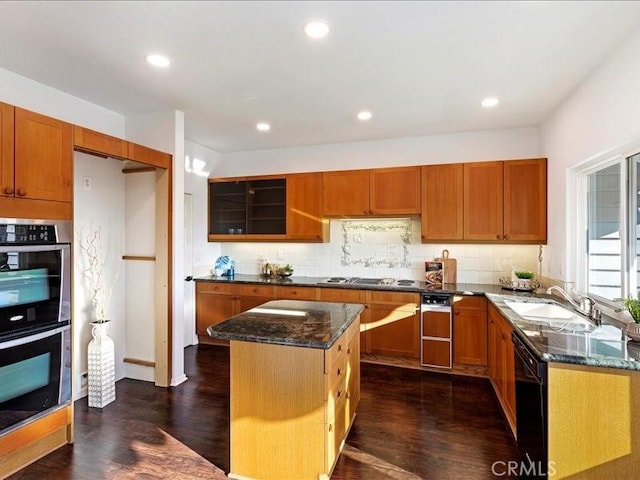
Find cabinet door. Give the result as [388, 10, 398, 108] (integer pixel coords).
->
[0, 102, 14, 197]
[286, 172, 326, 241]
[503, 158, 547, 242]
[15, 108, 72, 202]
[127, 141, 171, 169]
[452, 296, 488, 366]
[369, 166, 421, 215]
[277, 286, 317, 300]
[237, 295, 273, 313]
[463, 161, 503, 240]
[421, 164, 463, 241]
[195, 283, 235, 335]
[73, 126, 128, 159]
[209, 180, 248, 235]
[322, 169, 369, 216]
[366, 304, 419, 358]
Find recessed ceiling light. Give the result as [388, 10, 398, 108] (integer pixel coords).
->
[481, 97, 499, 108]
[357, 111, 372, 121]
[146, 53, 170, 68]
[303, 20, 330, 39]
[256, 122, 271, 132]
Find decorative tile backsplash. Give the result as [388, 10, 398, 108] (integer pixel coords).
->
[220, 218, 540, 284]
[341, 219, 411, 268]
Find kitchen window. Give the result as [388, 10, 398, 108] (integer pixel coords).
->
[576, 150, 640, 303]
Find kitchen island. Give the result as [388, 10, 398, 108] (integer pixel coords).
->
[207, 299, 364, 480]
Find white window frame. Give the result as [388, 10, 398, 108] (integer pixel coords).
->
[571, 138, 640, 309]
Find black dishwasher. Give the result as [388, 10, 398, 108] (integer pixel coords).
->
[512, 332, 549, 478]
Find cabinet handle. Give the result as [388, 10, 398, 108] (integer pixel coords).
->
[337, 344, 343, 352]
[503, 234, 510, 240]
[346, 391, 351, 400]
[3, 187, 13, 195]
[253, 288, 259, 293]
[17, 188, 26, 197]
[328, 423, 333, 432]
[496, 234, 503, 240]
[337, 367, 342, 377]
[337, 389, 343, 398]
[454, 310, 460, 315]
[347, 347, 352, 355]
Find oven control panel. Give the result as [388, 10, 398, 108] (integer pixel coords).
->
[421, 293, 451, 306]
[0, 224, 57, 244]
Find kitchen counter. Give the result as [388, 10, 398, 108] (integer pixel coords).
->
[486, 293, 640, 371]
[206, 299, 364, 349]
[194, 273, 517, 296]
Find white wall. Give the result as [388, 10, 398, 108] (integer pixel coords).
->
[0, 67, 124, 136]
[184, 140, 223, 276]
[73, 153, 125, 400]
[541, 26, 640, 283]
[215, 126, 540, 177]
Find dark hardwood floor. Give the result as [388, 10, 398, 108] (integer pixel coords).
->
[10, 345, 520, 479]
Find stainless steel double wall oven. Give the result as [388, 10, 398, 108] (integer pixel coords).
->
[0, 219, 72, 435]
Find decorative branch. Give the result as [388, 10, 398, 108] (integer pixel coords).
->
[77, 227, 119, 322]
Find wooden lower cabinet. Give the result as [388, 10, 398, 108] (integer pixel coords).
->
[228, 318, 360, 479]
[452, 295, 488, 365]
[365, 291, 420, 358]
[0, 406, 72, 478]
[488, 303, 516, 436]
[195, 282, 276, 338]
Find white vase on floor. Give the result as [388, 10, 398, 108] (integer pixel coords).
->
[88, 320, 116, 408]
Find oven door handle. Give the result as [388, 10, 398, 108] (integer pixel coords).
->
[0, 244, 70, 253]
[421, 306, 452, 313]
[0, 325, 70, 349]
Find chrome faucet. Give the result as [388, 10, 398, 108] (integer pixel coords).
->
[546, 286, 602, 325]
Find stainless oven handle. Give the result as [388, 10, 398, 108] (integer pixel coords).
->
[421, 305, 452, 313]
[0, 325, 70, 349]
[0, 244, 70, 253]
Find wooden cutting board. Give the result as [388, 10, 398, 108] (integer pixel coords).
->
[435, 249, 457, 284]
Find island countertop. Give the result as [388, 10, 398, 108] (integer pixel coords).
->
[206, 299, 364, 349]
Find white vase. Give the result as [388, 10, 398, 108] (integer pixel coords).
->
[88, 320, 116, 408]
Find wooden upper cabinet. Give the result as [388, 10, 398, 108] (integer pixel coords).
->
[0, 102, 14, 198]
[15, 108, 72, 203]
[322, 169, 370, 216]
[369, 166, 421, 215]
[286, 172, 327, 241]
[127, 142, 171, 169]
[421, 164, 463, 241]
[73, 126, 127, 159]
[503, 159, 547, 242]
[463, 161, 504, 240]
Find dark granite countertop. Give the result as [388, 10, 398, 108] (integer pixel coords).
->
[486, 293, 640, 371]
[194, 273, 514, 296]
[206, 299, 364, 349]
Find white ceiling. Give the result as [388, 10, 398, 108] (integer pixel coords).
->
[1, 1, 640, 153]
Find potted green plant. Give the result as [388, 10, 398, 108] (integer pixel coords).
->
[623, 293, 640, 342]
[514, 270, 534, 289]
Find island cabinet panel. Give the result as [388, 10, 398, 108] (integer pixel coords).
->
[547, 363, 640, 479]
[14, 108, 72, 203]
[322, 169, 370, 216]
[73, 126, 128, 159]
[503, 158, 547, 242]
[365, 291, 420, 358]
[286, 172, 327, 241]
[463, 161, 504, 241]
[369, 166, 421, 215]
[228, 317, 360, 480]
[487, 302, 516, 436]
[452, 295, 488, 366]
[421, 163, 464, 241]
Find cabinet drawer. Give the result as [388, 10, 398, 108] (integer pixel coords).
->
[317, 288, 365, 303]
[326, 375, 348, 423]
[236, 284, 276, 297]
[325, 337, 348, 373]
[277, 286, 316, 300]
[421, 339, 452, 368]
[368, 290, 419, 307]
[196, 282, 235, 295]
[453, 295, 487, 310]
[422, 310, 451, 338]
[327, 350, 347, 390]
